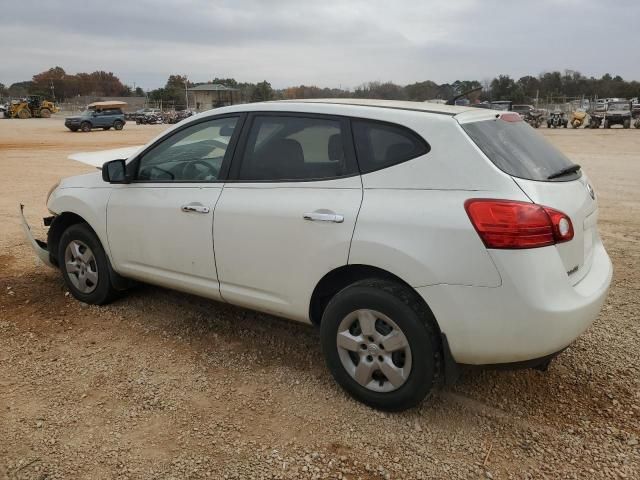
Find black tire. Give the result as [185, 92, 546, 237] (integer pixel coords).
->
[623, 119, 630, 129]
[103, 126, 111, 131]
[113, 120, 124, 130]
[58, 223, 118, 305]
[80, 121, 92, 132]
[69, 127, 78, 132]
[604, 119, 610, 129]
[320, 279, 441, 411]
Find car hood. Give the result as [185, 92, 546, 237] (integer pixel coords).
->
[67, 145, 144, 168]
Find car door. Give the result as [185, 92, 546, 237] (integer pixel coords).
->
[214, 113, 363, 321]
[106, 115, 242, 299]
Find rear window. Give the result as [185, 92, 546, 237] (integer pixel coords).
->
[352, 120, 429, 173]
[462, 118, 581, 182]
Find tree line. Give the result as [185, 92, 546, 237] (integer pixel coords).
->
[1, 67, 638, 105]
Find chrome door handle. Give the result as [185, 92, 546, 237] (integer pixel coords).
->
[181, 203, 210, 214]
[303, 212, 344, 223]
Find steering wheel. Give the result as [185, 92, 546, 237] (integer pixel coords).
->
[182, 159, 218, 180]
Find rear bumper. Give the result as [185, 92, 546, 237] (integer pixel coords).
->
[19, 204, 53, 268]
[417, 238, 612, 365]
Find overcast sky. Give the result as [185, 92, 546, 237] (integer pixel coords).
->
[1, 0, 638, 90]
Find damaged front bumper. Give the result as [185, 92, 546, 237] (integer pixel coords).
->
[19, 204, 54, 268]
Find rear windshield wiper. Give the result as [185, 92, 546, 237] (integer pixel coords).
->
[547, 164, 581, 180]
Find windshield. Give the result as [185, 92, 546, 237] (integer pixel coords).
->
[461, 118, 581, 182]
[608, 103, 629, 111]
[490, 102, 511, 111]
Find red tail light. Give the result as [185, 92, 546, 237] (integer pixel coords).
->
[464, 199, 574, 249]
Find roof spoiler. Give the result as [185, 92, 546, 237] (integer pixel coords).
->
[446, 87, 483, 106]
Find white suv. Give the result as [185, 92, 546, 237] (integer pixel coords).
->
[21, 99, 612, 410]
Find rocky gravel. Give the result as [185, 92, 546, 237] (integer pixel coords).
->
[1, 119, 639, 479]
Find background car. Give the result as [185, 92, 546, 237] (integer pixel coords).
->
[65, 107, 126, 132]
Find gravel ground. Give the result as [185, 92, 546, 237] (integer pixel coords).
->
[1, 118, 638, 479]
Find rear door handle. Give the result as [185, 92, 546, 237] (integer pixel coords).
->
[303, 211, 344, 223]
[181, 203, 210, 214]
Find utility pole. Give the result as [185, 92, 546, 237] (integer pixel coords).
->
[185, 76, 189, 110]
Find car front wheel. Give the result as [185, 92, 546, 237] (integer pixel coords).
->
[320, 279, 441, 411]
[113, 120, 124, 130]
[58, 223, 118, 305]
[80, 122, 92, 132]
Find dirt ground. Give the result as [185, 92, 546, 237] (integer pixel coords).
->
[1, 117, 638, 480]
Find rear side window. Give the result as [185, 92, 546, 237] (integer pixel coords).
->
[462, 118, 580, 181]
[352, 120, 429, 173]
[238, 115, 356, 181]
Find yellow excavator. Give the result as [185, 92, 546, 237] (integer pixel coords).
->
[6, 95, 59, 119]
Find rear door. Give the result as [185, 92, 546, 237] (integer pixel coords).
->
[459, 114, 597, 284]
[214, 113, 362, 321]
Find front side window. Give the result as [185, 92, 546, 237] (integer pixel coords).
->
[238, 115, 354, 181]
[352, 120, 429, 173]
[136, 116, 238, 181]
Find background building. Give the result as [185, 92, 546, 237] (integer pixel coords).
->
[188, 83, 239, 111]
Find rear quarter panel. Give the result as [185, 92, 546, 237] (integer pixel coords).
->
[349, 113, 528, 288]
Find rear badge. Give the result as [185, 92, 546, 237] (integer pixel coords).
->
[586, 183, 595, 200]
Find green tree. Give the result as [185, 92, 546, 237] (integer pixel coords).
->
[404, 80, 440, 101]
[8, 81, 32, 98]
[251, 81, 273, 102]
[490, 75, 523, 101]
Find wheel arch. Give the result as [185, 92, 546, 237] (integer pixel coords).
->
[47, 211, 95, 266]
[309, 264, 442, 334]
[48, 210, 129, 291]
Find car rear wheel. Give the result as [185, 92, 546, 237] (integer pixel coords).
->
[58, 224, 118, 305]
[113, 120, 124, 130]
[80, 122, 92, 132]
[320, 279, 440, 411]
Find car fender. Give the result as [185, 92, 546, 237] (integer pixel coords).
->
[48, 181, 112, 258]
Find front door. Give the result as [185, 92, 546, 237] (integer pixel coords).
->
[214, 113, 363, 321]
[107, 115, 241, 299]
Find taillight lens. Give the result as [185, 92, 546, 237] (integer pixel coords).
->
[464, 199, 574, 249]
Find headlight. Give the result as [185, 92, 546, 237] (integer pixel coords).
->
[46, 180, 60, 206]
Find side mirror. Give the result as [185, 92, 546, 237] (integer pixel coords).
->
[102, 159, 129, 183]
